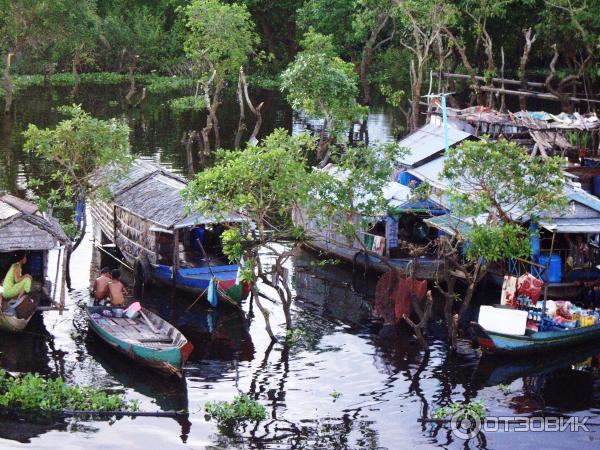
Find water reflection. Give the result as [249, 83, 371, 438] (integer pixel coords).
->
[1, 83, 600, 448]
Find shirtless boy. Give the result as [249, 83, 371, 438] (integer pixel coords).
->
[107, 269, 128, 306]
[92, 267, 112, 302]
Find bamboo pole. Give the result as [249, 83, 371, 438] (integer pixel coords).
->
[542, 231, 557, 319]
[478, 85, 600, 104]
[172, 229, 179, 287]
[59, 247, 70, 314]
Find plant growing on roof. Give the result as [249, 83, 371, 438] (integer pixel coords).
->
[435, 137, 567, 350]
[23, 104, 131, 238]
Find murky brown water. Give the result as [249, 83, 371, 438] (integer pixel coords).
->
[0, 84, 599, 449]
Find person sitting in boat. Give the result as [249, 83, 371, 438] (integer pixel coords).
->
[92, 267, 112, 302]
[2, 251, 32, 301]
[107, 269, 128, 306]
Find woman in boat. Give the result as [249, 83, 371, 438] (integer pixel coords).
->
[2, 252, 32, 301]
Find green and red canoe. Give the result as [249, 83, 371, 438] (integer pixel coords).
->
[86, 305, 194, 377]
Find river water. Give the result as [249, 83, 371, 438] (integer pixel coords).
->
[0, 84, 599, 449]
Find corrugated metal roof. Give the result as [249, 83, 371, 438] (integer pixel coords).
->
[397, 122, 472, 168]
[408, 156, 447, 189]
[175, 212, 245, 229]
[540, 218, 600, 233]
[425, 214, 487, 236]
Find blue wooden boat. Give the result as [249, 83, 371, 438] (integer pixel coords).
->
[471, 321, 600, 355]
[151, 264, 245, 300]
[86, 305, 194, 377]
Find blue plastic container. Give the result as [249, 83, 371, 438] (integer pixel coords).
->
[538, 254, 562, 283]
[593, 175, 600, 197]
[27, 251, 44, 278]
[398, 171, 421, 187]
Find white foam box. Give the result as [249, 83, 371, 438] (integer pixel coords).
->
[478, 305, 528, 336]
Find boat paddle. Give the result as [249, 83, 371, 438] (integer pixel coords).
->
[125, 302, 159, 334]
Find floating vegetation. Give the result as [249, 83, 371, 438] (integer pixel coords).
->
[204, 394, 267, 432]
[330, 390, 342, 402]
[0, 370, 138, 413]
[168, 95, 206, 114]
[432, 400, 486, 421]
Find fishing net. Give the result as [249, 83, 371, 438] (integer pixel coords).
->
[374, 270, 428, 324]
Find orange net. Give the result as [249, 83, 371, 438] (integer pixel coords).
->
[374, 270, 428, 325]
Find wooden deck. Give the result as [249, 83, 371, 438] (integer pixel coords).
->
[91, 315, 177, 349]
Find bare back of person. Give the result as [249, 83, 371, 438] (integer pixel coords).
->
[107, 280, 127, 306]
[93, 274, 111, 300]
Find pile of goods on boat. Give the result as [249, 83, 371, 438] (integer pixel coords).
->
[513, 297, 600, 332]
[473, 272, 600, 355]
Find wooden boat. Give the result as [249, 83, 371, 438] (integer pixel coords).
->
[0, 295, 38, 333]
[90, 160, 250, 307]
[471, 320, 600, 355]
[86, 304, 194, 377]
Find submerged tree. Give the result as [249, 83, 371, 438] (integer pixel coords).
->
[182, 128, 400, 341]
[23, 104, 130, 238]
[182, 0, 259, 152]
[281, 31, 366, 164]
[435, 138, 567, 350]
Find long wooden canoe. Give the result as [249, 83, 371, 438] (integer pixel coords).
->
[86, 305, 194, 377]
[471, 321, 600, 355]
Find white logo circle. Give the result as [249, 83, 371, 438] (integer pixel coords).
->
[450, 410, 482, 440]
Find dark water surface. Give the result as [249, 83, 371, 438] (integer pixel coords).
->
[0, 85, 599, 449]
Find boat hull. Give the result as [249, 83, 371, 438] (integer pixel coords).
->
[86, 306, 193, 377]
[472, 321, 600, 355]
[300, 241, 442, 280]
[0, 312, 31, 333]
[151, 265, 250, 305]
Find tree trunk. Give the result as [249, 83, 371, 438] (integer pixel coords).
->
[240, 68, 264, 144]
[519, 28, 536, 111]
[251, 285, 277, 342]
[3, 53, 14, 114]
[125, 56, 138, 107]
[234, 73, 246, 149]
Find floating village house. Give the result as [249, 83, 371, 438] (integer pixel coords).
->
[91, 160, 248, 305]
[0, 194, 70, 309]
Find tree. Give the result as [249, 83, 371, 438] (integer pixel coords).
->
[435, 138, 567, 350]
[281, 31, 366, 164]
[182, 129, 401, 341]
[0, 1, 58, 112]
[23, 104, 131, 237]
[182, 0, 259, 152]
[393, 0, 452, 130]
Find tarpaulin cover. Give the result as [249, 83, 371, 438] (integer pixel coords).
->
[374, 270, 428, 325]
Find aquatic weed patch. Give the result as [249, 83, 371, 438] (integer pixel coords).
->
[204, 394, 267, 432]
[0, 370, 138, 412]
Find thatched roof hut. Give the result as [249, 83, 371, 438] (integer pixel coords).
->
[0, 194, 70, 252]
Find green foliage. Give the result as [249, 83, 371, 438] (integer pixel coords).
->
[498, 383, 511, 395]
[0, 370, 138, 412]
[182, 129, 319, 242]
[204, 394, 267, 432]
[220, 228, 244, 263]
[442, 138, 567, 261]
[182, 0, 259, 81]
[168, 95, 206, 114]
[23, 104, 130, 228]
[284, 327, 305, 346]
[280, 31, 366, 138]
[329, 390, 342, 402]
[432, 400, 486, 421]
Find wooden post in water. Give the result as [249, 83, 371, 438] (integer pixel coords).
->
[59, 247, 70, 313]
[542, 230, 557, 319]
[172, 229, 180, 288]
